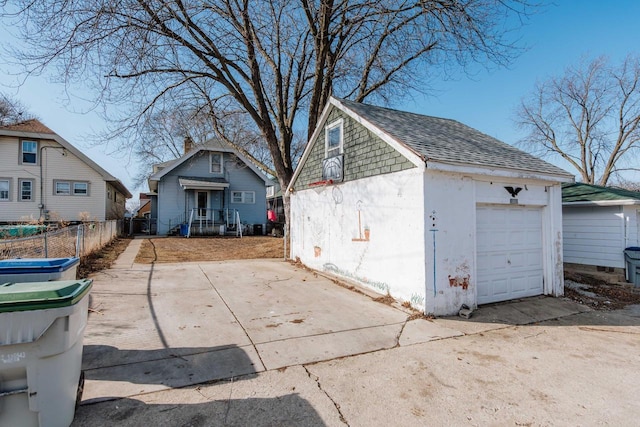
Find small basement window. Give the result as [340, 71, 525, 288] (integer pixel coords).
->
[325, 119, 343, 158]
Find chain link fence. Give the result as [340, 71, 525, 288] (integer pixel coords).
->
[0, 220, 123, 260]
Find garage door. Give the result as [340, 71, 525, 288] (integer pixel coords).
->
[476, 205, 544, 304]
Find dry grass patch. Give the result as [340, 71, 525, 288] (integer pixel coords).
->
[77, 237, 132, 277]
[135, 236, 285, 263]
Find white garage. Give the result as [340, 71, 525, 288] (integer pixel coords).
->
[476, 205, 544, 304]
[562, 182, 640, 275]
[289, 97, 574, 315]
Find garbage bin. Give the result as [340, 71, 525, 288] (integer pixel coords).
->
[0, 257, 79, 283]
[0, 279, 93, 427]
[180, 223, 189, 236]
[253, 224, 263, 235]
[624, 247, 640, 287]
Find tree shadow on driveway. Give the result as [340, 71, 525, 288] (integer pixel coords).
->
[81, 344, 261, 403]
[73, 393, 327, 427]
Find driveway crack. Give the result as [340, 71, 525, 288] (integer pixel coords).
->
[394, 318, 409, 348]
[199, 265, 267, 372]
[303, 365, 349, 426]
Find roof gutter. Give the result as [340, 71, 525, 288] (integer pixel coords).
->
[562, 200, 640, 207]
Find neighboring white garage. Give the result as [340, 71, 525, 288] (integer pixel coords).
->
[288, 97, 574, 316]
[476, 205, 543, 304]
[562, 183, 640, 274]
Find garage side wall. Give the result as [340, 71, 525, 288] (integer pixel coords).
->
[563, 205, 625, 268]
[290, 168, 427, 309]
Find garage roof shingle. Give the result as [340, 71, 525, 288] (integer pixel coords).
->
[338, 98, 573, 178]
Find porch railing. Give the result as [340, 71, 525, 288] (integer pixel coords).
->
[186, 208, 241, 237]
[168, 212, 187, 233]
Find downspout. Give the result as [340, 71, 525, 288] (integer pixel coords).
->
[39, 147, 44, 219]
[39, 145, 67, 220]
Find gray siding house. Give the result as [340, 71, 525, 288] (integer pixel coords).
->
[148, 144, 270, 235]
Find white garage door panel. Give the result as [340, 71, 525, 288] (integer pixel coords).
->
[476, 206, 544, 304]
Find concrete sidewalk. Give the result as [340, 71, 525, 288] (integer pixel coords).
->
[72, 240, 640, 426]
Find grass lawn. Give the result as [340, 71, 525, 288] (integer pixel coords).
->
[135, 236, 285, 263]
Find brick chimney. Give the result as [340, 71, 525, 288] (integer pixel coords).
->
[183, 135, 194, 154]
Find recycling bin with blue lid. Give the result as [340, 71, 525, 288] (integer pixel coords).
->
[0, 257, 79, 283]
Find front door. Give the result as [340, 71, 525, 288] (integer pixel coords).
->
[197, 191, 208, 219]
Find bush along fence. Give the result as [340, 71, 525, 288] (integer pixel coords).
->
[0, 220, 123, 260]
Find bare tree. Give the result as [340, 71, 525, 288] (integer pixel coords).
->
[517, 55, 640, 186]
[0, 92, 36, 126]
[612, 177, 640, 192]
[126, 91, 279, 189]
[2, 0, 534, 224]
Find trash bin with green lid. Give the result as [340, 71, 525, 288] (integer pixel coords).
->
[624, 247, 640, 287]
[0, 257, 80, 283]
[0, 279, 92, 427]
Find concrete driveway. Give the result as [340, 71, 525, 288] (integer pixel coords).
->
[72, 239, 640, 426]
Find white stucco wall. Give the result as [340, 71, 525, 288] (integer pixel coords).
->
[424, 170, 565, 315]
[291, 166, 566, 316]
[422, 171, 476, 314]
[290, 168, 427, 308]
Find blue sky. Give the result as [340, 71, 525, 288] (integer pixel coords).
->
[1, 1, 639, 197]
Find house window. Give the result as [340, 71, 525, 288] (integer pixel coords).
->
[266, 186, 275, 198]
[73, 182, 88, 195]
[55, 180, 90, 196]
[21, 140, 38, 164]
[210, 152, 223, 173]
[55, 181, 71, 195]
[231, 191, 255, 204]
[325, 119, 343, 158]
[19, 179, 34, 201]
[0, 179, 10, 201]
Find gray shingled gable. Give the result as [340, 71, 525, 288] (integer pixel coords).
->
[337, 98, 573, 178]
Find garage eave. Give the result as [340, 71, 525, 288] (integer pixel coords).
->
[425, 160, 575, 183]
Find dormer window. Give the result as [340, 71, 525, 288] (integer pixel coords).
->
[325, 119, 343, 158]
[210, 152, 223, 174]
